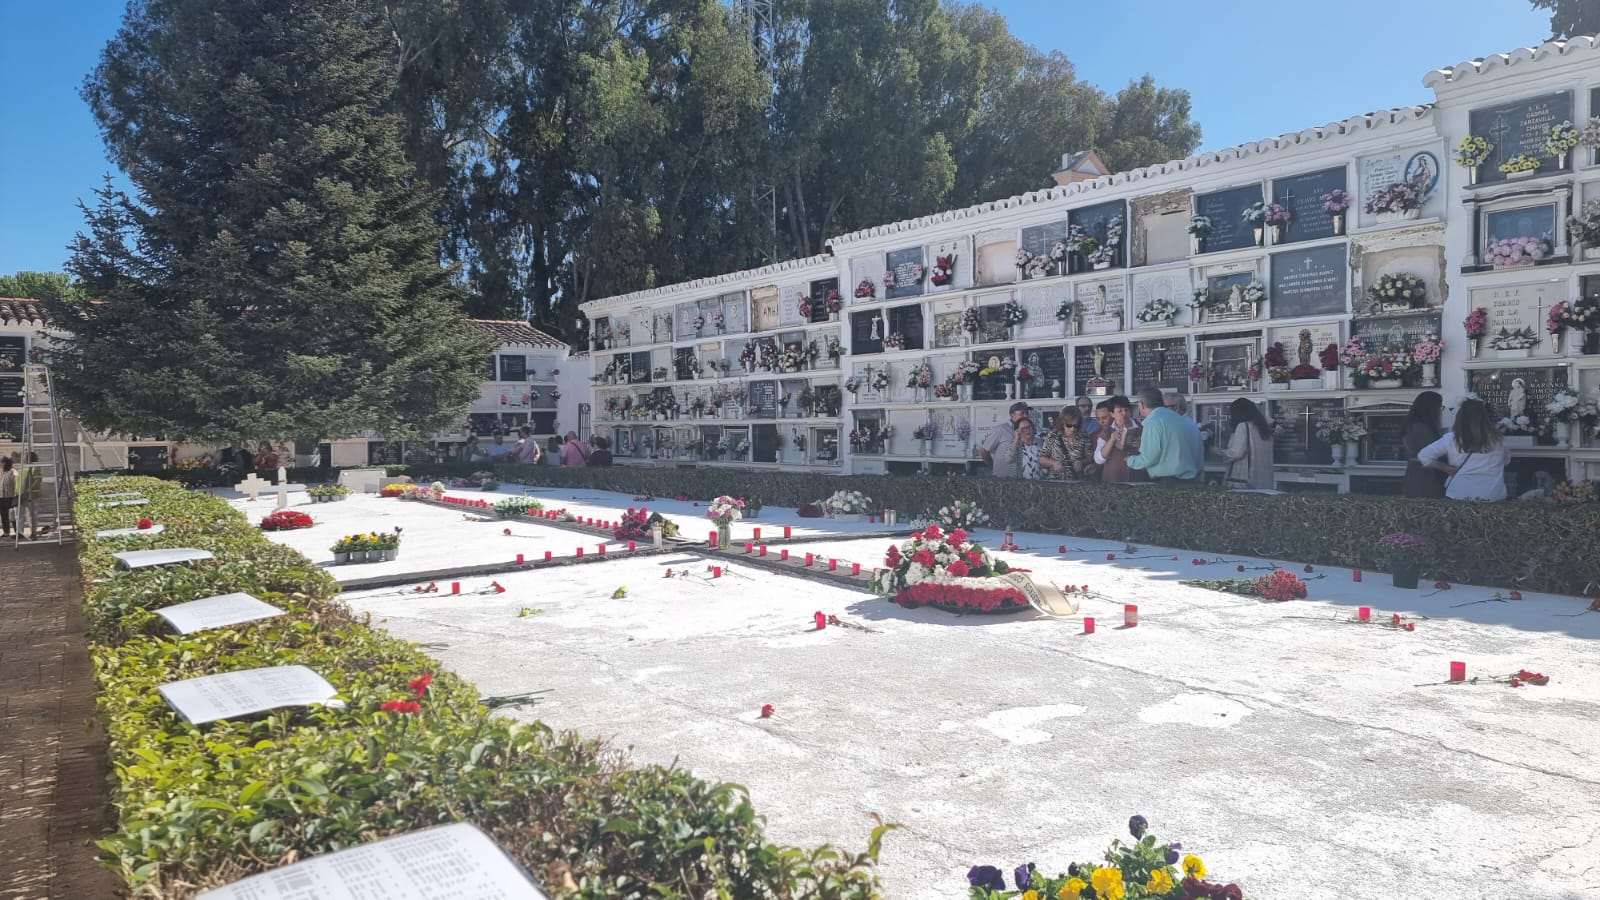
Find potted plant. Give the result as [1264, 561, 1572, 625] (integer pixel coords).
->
[1464, 307, 1487, 358]
[1321, 188, 1351, 235]
[1319, 344, 1341, 389]
[1366, 272, 1426, 314]
[1363, 176, 1426, 222]
[1240, 201, 1267, 245]
[1188, 214, 1213, 253]
[1557, 295, 1600, 354]
[1485, 235, 1552, 268]
[1263, 342, 1290, 389]
[1376, 532, 1436, 589]
[1488, 326, 1538, 359]
[1411, 333, 1442, 386]
[1454, 135, 1493, 184]
[1546, 119, 1580, 169]
[1566, 199, 1600, 261]
[1498, 153, 1542, 179]
[1135, 297, 1179, 326]
[1264, 202, 1291, 243]
[330, 535, 354, 564]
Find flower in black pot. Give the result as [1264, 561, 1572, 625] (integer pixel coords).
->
[1375, 531, 1437, 589]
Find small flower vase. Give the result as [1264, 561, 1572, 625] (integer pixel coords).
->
[1469, 337, 1481, 358]
[1468, 165, 1479, 185]
[1192, 235, 1206, 254]
[959, 382, 972, 401]
[1332, 213, 1345, 236]
[1270, 223, 1285, 244]
[830, 311, 839, 322]
[1553, 421, 1571, 447]
[1003, 382, 1015, 400]
[716, 524, 731, 550]
[1391, 563, 1419, 590]
[334, 551, 350, 564]
[1322, 370, 1340, 390]
[1420, 363, 1438, 387]
[1329, 443, 1345, 465]
[1557, 150, 1568, 169]
[1551, 330, 1563, 354]
[1252, 226, 1264, 247]
[1344, 441, 1360, 464]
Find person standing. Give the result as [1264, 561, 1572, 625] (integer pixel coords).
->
[587, 437, 614, 467]
[1125, 387, 1204, 483]
[1215, 398, 1275, 489]
[979, 402, 1030, 478]
[0, 457, 15, 538]
[1418, 398, 1510, 501]
[1093, 396, 1147, 483]
[1040, 407, 1096, 479]
[559, 432, 590, 467]
[1008, 417, 1043, 480]
[1401, 391, 1446, 499]
[1075, 395, 1099, 437]
[515, 426, 543, 465]
[15, 452, 42, 540]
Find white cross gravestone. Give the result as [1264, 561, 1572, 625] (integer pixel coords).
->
[156, 592, 286, 634]
[157, 664, 344, 725]
[234, 473, 307, 509]
[194, 823, 550, 900]
[113, 548, 214, 569]
[95, 524, 166, 537]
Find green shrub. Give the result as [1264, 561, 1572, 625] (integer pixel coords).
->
[77, 478, 888, 898]
[462, 466, 1600, 596]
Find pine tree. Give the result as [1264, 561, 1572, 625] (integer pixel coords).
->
[46, 0, 491, 445]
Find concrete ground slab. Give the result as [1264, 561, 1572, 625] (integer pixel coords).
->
[256, 489, 1600, 900]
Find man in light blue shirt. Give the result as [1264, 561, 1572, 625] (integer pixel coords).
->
[1126, 387, 1204, 483]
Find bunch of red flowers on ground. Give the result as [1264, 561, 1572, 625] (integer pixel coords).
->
[380, 672, 433, 714]
[259, 510, 314, 531]
[1253, 569, 1308, 601]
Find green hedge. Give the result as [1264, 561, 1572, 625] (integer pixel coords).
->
[449, 465, 1600, 597]
[77, 478, 887, 898]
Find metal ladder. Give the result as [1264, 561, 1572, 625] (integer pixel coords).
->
[15, 363, 74, 546]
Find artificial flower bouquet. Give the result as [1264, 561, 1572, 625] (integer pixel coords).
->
[1136, 298, 1179, 324]
[259, 510, 314, 531]
[1000, 300, 1027, 326]
[1557, 295, 1599, 332]
[1488, 326, 1538, 351]
[1464, 307, 1488, 339]
[966, 815, 1244, 900]
[707, 495, 745, 526]
[1367, 272, 1425, 309]
[1363, 177, 1425, 214]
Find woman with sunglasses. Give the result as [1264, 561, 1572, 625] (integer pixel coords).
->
[1040, 407, 1096, 479]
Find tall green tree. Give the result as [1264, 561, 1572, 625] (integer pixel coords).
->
[1529, 0, 1600, 38]
[0, 271, 84, 302]
[1096, 75, 1204, 174]
[46, 0, 491, 444]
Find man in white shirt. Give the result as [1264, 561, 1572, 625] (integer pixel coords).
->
[484, 431, 513, 458]
[980, 402, 1031, 478]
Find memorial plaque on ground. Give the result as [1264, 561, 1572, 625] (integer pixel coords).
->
[159, 664, 343, 725]
[1270, 167, 1345, 243]
[884, 248, 924, 300]
[114, 548, 212, 569]
[157, 593, 286, 635]
[195, 823, 548, 900]
[1073, 343, 1125, 397]
[1469, 366, 1566, 428]
[1194, 185, 1263, 253]
[1469, 91, 1573, 183]
[1018, 221, 1069, 280]
[1015, 346, 1067, 402]
[1069, 200, 1128, 268]
[1075, 279, 1126, 334]
[1269, 245, 1347, 318]
[1270, 398, 1343, 465]
[1350, 311, 1440, 353]
[1131, 338, 1189, 390]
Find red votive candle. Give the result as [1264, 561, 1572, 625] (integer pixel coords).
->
[828, 558, 838, 571]
[628, 541, 637, 551]
[708, 530, 718, 548]
[575, 547, 583, 557]
[851, 562, 861, 576]
[516, 553, 525, 564]
[753, 527, 761, 540]
[759, 545, 768, 556]
[1353, 569, 1363, 582]
[1124, 604, 1138, 627]
[544, 550, 552, 561]
[783, 526, 792, 538]
[745, 542, 754, 554]
[805, 553, 814, 566]
[1392, 613, 1401, 625]
[451, 582, 461, 594]
[712, 566, 722, 578]
[598, 544, 606, 555]
[1084, 617, 1096, 634]
[1357, 606, 1370, 621]
[1449, 661, 1466, 682]
[814, 611, 826, 630]
[780, 549, 789, 560]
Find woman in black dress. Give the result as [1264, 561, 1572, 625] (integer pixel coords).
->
[1402, 391, 1446, 498]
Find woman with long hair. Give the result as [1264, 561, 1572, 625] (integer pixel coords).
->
[1401, 391, 1446, 498]
[1215, 398, 1275, 489]
[1040, 407, 1096, 479]
[1417, 397, 1510, 500]
[1008, 417, 1043, 480]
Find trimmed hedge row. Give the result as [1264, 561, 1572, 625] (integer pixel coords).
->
[77, 478, 887, 898]
[427, 464, 1600, 597]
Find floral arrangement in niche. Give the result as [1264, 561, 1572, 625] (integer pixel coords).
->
[1263, 342, 1290, 383]
[1498, 153, 1541, 175]
[1454, 135, 1493, 169]
[1485, 235, 1552, 268]
[1240, 201, 1267, 225]
[1089, 216, 1124, 266]
[1263, 202, 1290, 225]
[961, 306, 982, 334]
[797, 297, 813, 319]
[712, 310, 725, 330]
[1566, 199, 1600, 247]
[1055, 298, 1080, 323]
[1339, 336, 1415, 381]
[930, 254, 956, 286]
[882, 331, 906, 350]
[965, 816, 1243, 900]
[843, 375, 861, 394]
[1411, 333, 1442, 365]
[1320, 189, 1351, 215]
[1367, 272, 1426, 311]
[870, 368, 892, 392]
[825, 289, 843, 313]
[1187, 214, 1213, 236]
[906, 363, 933, 389]
[1547, 301, 1568, 336]
[1241, 280, 1266, 305]
[1014, 247, 1033, 269]
[1364, 177, 1426, 214]
[1136, 298, 1179, 324]
[1000, 299, 1027, 326]
[1498, 412, 1536, 435]
[854, 277, 876, 299]
[1189, 358, 1206, 383]
[1318, 343, 1340, 372]
[1547, 390, 1599, 427]
[1557, 295, 1600, 332]
[1488, 326, 1538, 351]
[1546, 119, 1580, 158]
[692, 313, 705, 331]
[1464, 307, 1488, 339]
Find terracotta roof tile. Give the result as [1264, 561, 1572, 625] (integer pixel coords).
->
[0, 298, 46, 325]
[469, 319, 568, 349]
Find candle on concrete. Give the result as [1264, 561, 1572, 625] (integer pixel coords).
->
[753, 527, 761, 541]
[783, 526, 792, 538]
[851, 562, 861, 576]
[708, 530, 719, 548]
[759, 545, 768, 556]
[451, 582, 461, 594]
[1449, 661, 1466, 682]
[1357, 606, 1370, 622]
[1124, 604, 1138, 627]
[1353, 569, 1363, 582]
[628, 541, 637, 551]
[804, 553, 814, 566]
[576, 547, 584, 557]
[711, 566, 722, 578]
[780, 549, 788, 561]
[544, 550, 553, 561]
[828, 559, 837, 571]
[1083, 617, 1095, 634]
[516, 553, 525, 564]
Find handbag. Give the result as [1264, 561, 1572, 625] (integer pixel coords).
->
[1444, 451, 1473, 494]
[1225, 426, 1252, 487]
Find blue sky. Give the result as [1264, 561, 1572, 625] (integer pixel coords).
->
[0, 0, 1552, 276]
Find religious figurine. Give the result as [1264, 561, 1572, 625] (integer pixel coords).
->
[1226, 283, 1245, 313]
[1508, 378, 1527, 419]
[870, 314, 882, 340]
[1091, 345, 1106, 376]
[1297, 329, 1314, 368]
[1095, 284, 1108, 315]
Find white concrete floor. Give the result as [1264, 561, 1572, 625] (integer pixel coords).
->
[246, 488, 1600, 900]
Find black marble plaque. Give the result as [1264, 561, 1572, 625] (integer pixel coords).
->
[1468, 91, 1573, 183]
[497, 354, 526, 382]
[468, 413, 499, 436]
[1270, 398, 1342, 466]
[1194, 185, 1263, 253]
[1016, 346, 1067, 401]
[0, 336, 24, 373]
[978, 303, 1010, 344]
[750, 380, 779, 418]
[808, 277, 839, 322]
[1270, 167, 1346, 243]
[753, 424, 779, 462]
[1069, 200, 1128, 268]
[1468, 367, 1566, 430]
[531, 411, 557, 434]
[0, 375, 22, 407]
[1361, 413, 1409, 465]
[1019, 221, 1070, 280]
[1583, 273, 1600, 302]
[884, 250, 924, 300]
[1194, 402, 1236, 450]
[128, 444, 171, 471]
[889, 304, 925, 350]
[1269, 245, 1347, 318]
[673, 347, 697, 379]
[850, 310, 884, 355]
[629, 352, 651, 383]
[1351, 311, 1441, 353]
[1131, 338, 1189, 391]
[1072, 343, 1125, 397]
[969, 350, 1011, 402]
[1483, 204, 1559, 246]
[0, 412, 20, 443]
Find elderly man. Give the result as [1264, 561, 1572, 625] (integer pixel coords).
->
[559, 432, 590, 467]
[1126, 387, 1205, 483]
[979, 402, 1032, 478]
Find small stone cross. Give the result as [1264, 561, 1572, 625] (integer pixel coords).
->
[1298, 406, 1317, 449]
[235, 473, 268, 501]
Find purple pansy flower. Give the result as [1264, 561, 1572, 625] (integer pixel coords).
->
[966, 866, 1005, 892]
[1165, 841, 1183, 865]
[1129, 814, 1148, 839]
[1014, 862, 1036, 890]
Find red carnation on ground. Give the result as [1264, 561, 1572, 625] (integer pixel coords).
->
[759, 703, 775, 718]
[1106, 553, 1116, 561]
[409, 673, 433, 698]
[136, 517, 154, 529]
[1509, 590, 1523, 600]
[946, 561, 970, 577]
[380, 700, 421, 714]
[1433, 580, 1451, 590]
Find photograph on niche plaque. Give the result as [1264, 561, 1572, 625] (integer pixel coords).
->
[1201, 339, 1257, 393]
[1203, 272, 1258, 323]
[933, 311, 964, 348]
